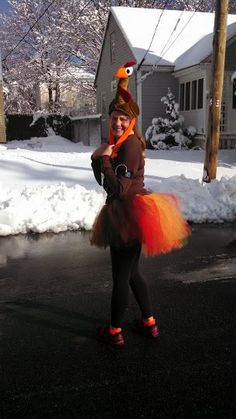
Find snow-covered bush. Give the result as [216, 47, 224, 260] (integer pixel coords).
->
[145, 88, 197, 150]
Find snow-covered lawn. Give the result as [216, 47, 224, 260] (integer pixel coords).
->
[0, 135, 235, 236]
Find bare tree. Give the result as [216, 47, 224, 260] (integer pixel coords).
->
[1, 0, 98, 113]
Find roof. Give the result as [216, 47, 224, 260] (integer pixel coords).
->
[40, 65, 95, 84]
[60, 66, 95, 82]
[111, 7, 236, 71]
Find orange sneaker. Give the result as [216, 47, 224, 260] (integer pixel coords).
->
[97, 326, 125, 347]
[132, 318, 159, 338]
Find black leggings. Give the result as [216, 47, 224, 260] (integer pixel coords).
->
[110, 242, 153, 328]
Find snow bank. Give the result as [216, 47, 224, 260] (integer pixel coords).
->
[0, 135, 235, 236]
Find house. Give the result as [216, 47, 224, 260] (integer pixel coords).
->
[95, 7, 236, 148]
[36, 66, 95, 115]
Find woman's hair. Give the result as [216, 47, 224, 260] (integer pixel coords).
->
[134, 124, 146, 153]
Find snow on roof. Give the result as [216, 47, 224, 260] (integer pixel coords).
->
[111, 7, 236, 71]
[70, 113, 101, 120]
[60, 66, 95, 81]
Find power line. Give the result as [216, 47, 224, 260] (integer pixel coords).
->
[138, 0, 205, 83]
[155, 9, 196, 67]
[138, 8, 185, 79]
[155, 9, 185, 67]
[2, 0, 93, 63]
[154, 0, 205, 68]
[137, 0, 170, 71]
[2, 0, 57, 62]
[137, 9, 188, 82]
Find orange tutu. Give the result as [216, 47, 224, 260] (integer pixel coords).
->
[90, 193, 191, 256]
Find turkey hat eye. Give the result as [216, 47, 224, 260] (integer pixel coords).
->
[125, 66, 133, 76]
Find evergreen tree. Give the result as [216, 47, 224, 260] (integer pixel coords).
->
[145, 88, 196, 150]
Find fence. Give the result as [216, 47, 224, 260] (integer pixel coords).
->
[6, 114, 72, 141]
[194, 133, 236, 149]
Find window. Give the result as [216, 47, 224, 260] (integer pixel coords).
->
[110, 32, 116, 63]
[197, 78, 204, 109]
[220, 101, 226, 132]
[179, 78, 204, 111]
[185, 82, 190, 111]
[233, 79, 236, 109]
[180, 83, 185, 111]
[191, 80, 197, 110]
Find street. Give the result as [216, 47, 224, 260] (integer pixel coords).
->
[0, 224, 235, 419]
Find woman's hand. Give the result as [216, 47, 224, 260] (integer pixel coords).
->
[92, 144, 114, 159]
[100, 144, 114, 156]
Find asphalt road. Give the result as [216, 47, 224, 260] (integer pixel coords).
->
[0, 224, 235, 419]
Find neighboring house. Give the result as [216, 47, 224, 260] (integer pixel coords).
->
[95, 7, 236, 148]
[36, 66, 95, 115]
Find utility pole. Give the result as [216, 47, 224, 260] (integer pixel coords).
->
[203, 0, 229, 183]
[0, 53, 6, 143]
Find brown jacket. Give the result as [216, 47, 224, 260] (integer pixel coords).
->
[91, 134, 146, 202]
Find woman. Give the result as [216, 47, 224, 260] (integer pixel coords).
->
[91, 61, 190, 347]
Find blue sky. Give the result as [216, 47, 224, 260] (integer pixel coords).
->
[0, 0, 11, 13]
